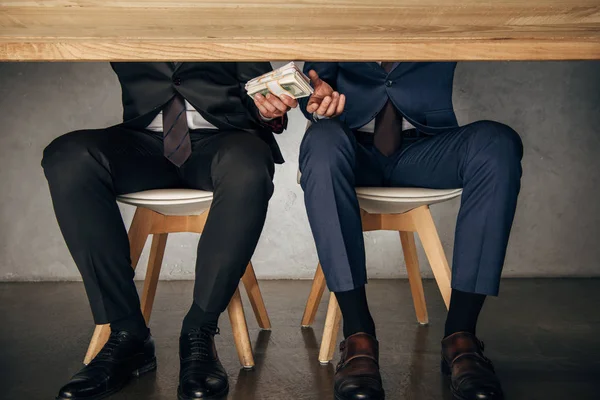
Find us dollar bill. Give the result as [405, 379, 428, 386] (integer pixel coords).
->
[246, 62, 314, 99]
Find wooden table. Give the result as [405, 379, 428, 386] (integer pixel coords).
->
[1, 0, 600, 61]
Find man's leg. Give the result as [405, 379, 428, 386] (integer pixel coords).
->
[299, 119, 385, 400]
[390, 120, 523, 324]
[175, 130, 275, 400]
[42, 126, 180, 399]
[389, 120, 523, 400]
[299, 119, 384, 337]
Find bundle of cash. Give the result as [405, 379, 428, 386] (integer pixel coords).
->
[246, 62, 314, 100]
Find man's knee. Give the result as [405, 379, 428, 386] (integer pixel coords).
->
[42, 130, 101, 185]
[468, 121, 523, 163]
[300, 119, 354, 170]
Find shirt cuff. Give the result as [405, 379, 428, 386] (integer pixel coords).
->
[312, 112, 330, 122]
[257, 109, 287, 133]
[259, 111, 275, 121]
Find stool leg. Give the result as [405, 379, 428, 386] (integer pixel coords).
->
[228, 287, 254, 369]
[83, 324, 111, 365]
[400, 231, 429, 325]
[411, 206, 452, 309]
[318, 292, 342, 364]
[141, 233, 168, 323]
[301, 263, 327, 327]
[129, 207, 154, 270]
[241, 262, 271, 330]
[83, 207, 153, 364]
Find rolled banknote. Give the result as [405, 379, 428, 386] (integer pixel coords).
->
[246, 62, 314, 99]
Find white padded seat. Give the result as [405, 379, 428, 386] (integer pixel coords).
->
[356, 187, 462, 214]
[117, 189, 213, 216]
[298, 170, 461, 214]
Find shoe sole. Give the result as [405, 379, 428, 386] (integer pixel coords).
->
[55, 357, 157, 400]
[177, 383, 229, 400]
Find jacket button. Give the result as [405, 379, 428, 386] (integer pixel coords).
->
[173, 77, 182, 86]
[385, 80, 393, 87]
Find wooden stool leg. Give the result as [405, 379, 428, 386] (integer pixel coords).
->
[228, 287, 255, 369]
[241, 261, 271, 330]
[411, 206, 452, 309]
[318, 292, 342, 364]
[83, 207, 154, 364]
[83, 324, 111, 365]
[400, 231, 429, 325]
[129, 207, 154, 270]
[301, 263, 327, 327]
[141, 233, 168, 323]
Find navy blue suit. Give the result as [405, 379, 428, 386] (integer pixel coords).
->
[299, 62, 523, 296]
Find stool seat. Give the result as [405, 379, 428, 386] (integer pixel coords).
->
[118, 189, 213, 216]
[356, 187, 462, 214]
[298, 170, 461, 214]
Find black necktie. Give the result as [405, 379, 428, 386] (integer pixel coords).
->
[162, 94, 192, 167]
[374, 62, 403, 157]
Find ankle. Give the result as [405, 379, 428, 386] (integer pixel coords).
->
[343, 322, 376, 339]
[335, 286, 377, 339]
[444, 289, 486, 337]
[444, 325, 476, 337]
[181, 302, 220, 335]
[110, 311, 149, 340]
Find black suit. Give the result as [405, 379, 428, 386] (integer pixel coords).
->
[112, 62, 285, 163]
[42, 63, 281, 325]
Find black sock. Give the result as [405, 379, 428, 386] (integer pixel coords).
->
[111, 310, 149, 340]
[335, 286, 376, 338]
[181, 302, 220, 335]
[444, 289, 486, 337]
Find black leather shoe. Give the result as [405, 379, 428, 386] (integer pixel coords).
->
[178, 327, 229, 400]
[442, 332, 504, 400]
[334, 332, 385, 400]
[56, 331, 156, 400]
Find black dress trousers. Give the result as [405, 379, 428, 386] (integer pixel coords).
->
[42, 127, 274, 324]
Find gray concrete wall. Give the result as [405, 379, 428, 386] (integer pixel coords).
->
[0, 61, 599, 282]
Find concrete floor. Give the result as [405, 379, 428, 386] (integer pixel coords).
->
[1, 279, 600, 400]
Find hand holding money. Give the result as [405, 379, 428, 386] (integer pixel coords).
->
[246, 62, 313, 100]
[306, 70, 346, 118]
[247, 62, 311, 118]
[254, 92, 297, 119]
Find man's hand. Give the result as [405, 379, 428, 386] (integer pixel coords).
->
[306, 70, 345, 118]
[254, 93, 298, 119]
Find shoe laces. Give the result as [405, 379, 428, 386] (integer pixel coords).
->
[187, 326, 219, 358]
[95, 331, 129, 360]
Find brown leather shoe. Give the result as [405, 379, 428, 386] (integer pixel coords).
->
[334, 333, 385, 400]
[441, 332, 504, 400]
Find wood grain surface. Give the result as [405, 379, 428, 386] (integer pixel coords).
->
[1, 0, 599, 60]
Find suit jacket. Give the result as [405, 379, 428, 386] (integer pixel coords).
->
[299, 62, 458, 135]
[110, 62, 287, 163]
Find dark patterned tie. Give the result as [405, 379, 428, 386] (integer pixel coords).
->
[374, 62, 403, 157]
[162, 93, 192, 167]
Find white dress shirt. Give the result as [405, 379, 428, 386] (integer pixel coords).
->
[146, 99, 272, 132]
[146, 99, 217, 132]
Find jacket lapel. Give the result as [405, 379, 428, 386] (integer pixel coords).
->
[368, 62, 384, 72]
[372, 61, 400, 74]
[389, 62, 418, 78]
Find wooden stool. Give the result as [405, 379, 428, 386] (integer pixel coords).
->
[300, 187, 462, 364]
[83, 189, 271, 369]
